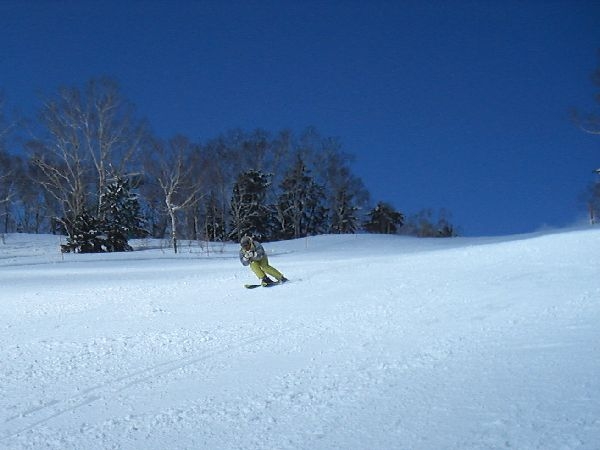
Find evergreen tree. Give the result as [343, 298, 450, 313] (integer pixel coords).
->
[276, 156, 327, 239]
[62, 177, 147, 253]
[329, 187, 359, 234]
[60, 211, 105, 253]
[229, 169, 273, 241]
[364, 202, 404, 234]
[99, 176, 147, 251]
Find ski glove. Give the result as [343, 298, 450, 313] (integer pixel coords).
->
[244, 250, 256, 259]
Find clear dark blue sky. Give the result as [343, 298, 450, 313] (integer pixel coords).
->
[2, 0, 599, 236]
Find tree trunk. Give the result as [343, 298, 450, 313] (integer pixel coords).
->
[169, 209, 178, 253]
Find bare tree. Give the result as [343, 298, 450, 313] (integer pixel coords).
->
[28, 77, 147, 234]
[0, 94, 17, 233]
[572, 52, 600, 135]
[79, 78, 147, 216]
[197, 141, 232, 242]
[573, 52, 600, 223]
[0, 155, 15, 233]
[306, 130, 370, 233]
[148, 136, 204, 253]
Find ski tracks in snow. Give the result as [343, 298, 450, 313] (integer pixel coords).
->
[0, 324, 303, 447]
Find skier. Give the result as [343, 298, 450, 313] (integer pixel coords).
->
[239, 236, 288, 286]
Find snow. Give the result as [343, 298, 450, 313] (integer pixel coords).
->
[1, 229, 599, 449]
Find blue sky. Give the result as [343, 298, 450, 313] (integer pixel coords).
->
[2, 0, 599, 236]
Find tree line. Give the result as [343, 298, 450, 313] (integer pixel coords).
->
[573, 53, 600, 224]
[0, 77, 457, 252]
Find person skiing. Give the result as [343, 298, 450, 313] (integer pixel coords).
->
[239, 236, 288, 286]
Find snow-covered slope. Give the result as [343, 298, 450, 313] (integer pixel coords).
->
[1, 229, 599, 449]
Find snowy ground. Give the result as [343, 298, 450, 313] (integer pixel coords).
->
[1, 229, 599, 449]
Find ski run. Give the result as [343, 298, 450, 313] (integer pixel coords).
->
[1, 228, 599, 449]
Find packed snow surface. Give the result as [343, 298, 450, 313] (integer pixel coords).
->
[1, 229, 599, 449]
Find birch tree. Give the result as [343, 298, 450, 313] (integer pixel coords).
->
[28, 77, 147, 236]
[149, 136, 204, 253]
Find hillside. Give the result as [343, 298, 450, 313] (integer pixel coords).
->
[1, 229, 599, 449]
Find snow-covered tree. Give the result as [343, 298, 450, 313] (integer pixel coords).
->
[61, 177, 147, 253]
[60, 211, 104, 253]
[99, 176, 147, 251]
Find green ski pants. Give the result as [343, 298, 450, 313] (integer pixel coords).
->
[249, 256, 283, 281]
